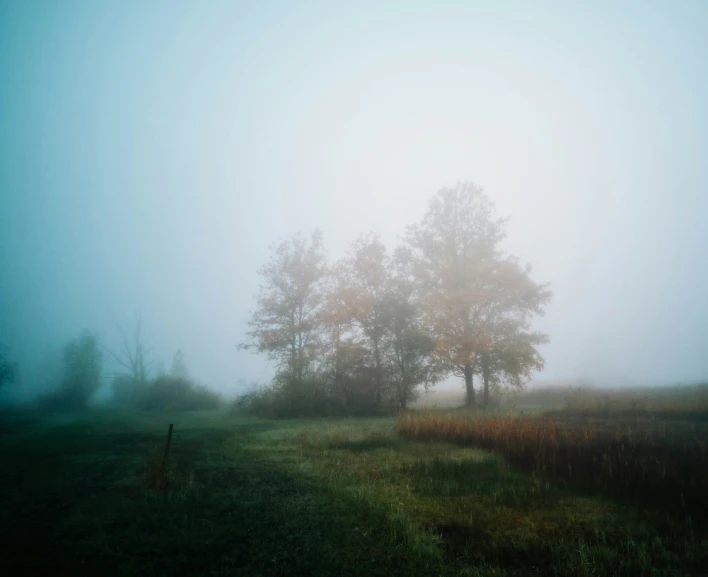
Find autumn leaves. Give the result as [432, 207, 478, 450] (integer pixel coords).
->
[240, 182, 551, 413]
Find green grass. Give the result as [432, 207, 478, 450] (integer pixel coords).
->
[1, 410, 706, 576]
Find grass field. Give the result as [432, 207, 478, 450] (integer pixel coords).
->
[1, 409, 706, 576]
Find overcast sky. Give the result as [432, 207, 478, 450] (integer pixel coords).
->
[1, 0, 707, 400]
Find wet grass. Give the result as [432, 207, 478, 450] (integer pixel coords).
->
[1, 410, 706, 575]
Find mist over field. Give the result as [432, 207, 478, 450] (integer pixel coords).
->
[1, 0, 708, 404]
[4, 4, 708, 575]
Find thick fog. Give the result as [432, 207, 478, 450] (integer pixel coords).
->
[1, 1, 707, 402]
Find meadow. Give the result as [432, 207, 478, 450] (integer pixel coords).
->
[1, 390, 707, 576]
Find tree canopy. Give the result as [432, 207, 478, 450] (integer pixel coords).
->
[241, 182, 551, 414]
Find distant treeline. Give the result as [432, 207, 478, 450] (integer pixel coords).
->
[2, 327, 222, 412]
[236, 182, 551, 417]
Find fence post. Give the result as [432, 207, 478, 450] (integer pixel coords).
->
[160, 423, 174, 476]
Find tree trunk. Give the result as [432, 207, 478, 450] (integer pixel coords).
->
[291, 335, 297, 379]
[398, 375, 408, 412]
[373, 338, 382, 407]
[482, 353, 490, 407]
[464, 363, 476, 407]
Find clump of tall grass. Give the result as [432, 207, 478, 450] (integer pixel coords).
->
[140, 450, 195, 494]
[143, 451, 170, 491]
[397, 411, 708, 517]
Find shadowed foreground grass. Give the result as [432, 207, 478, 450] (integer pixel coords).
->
[1, 410, 706, 576]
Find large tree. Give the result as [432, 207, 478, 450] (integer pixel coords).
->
[240, 230, 327, 381]
[406, 182, 550, 406]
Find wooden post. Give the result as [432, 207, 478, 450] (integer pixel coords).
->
[160, 423, 174, 475]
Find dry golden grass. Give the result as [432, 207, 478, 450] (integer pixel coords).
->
[397, 411, 708, 518]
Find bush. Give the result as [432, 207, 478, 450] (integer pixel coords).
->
[232, 374, 347, 418]
[271, 373, 335, 417]
[127, 376, 222, 411]
[111, 375, 139, 408]
[231, 369, 412, 418]
[230, 385, 276, 416]
[37, 385, 92, 411]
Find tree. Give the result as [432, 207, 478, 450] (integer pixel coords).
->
[240, 230, 327, 381]
[238, 182, 551, 417]
[170, 349, 189, 379]
[406, 182, 505, 406]
[382, 247, 440, 410]
[0, 349, 17, 388]
[383, 299, 437, 410]
[478, 326, 548, 404]
[406, 182, 550, 406]
[473, 259, 551, 405]
[103, 315, 153, 383]
[334, 233, 392, 408]
[40, 332, 102, 410]
[319, 264, 361, 409]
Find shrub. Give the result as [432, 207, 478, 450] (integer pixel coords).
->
[111, 375, 139, 408]
[230, 385, 276, 416]
[114, 376, 222, 411]
[232, 373, 348, 418]
[270, 373, 335, 417]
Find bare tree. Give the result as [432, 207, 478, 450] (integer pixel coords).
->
[103, 315, 153, 383]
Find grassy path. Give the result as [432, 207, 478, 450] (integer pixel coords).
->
[1, 414, 441, 576]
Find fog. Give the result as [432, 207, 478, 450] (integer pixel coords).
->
[1, 0, 707, 402]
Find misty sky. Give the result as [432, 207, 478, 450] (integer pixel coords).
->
[1, 0, 707, 400]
